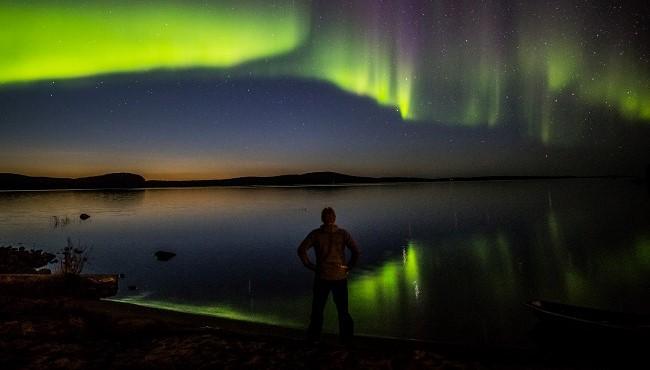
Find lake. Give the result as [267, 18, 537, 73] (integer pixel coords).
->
[1, 179, 649, 347]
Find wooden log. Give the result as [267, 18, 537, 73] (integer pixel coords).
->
[0, 274, 118, 299]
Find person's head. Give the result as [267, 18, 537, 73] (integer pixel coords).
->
[321, 207, 336, 225]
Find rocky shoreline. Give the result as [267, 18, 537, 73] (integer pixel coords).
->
[0, 296, 643, 370]
[0, 297, 471, 370]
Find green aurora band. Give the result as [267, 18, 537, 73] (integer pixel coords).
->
[1, 1, 649, 143]
[0, 1, 308, 82]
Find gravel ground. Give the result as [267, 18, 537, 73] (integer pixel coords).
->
[0, 297, 643, 370]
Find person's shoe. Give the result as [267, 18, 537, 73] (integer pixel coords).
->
[339, 336, 354, 348]
[306, 335, 320, 346]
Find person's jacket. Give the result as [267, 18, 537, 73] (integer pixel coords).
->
[297, 224, 360, 280]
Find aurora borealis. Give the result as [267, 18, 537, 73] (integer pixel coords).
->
[1, 0, 649, 178]
[0, 1, 308, 82]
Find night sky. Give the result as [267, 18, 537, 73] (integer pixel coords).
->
[1, 0, 649, 179]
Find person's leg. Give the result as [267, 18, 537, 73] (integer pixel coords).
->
[331, 279, 354, 341]
[307, 278, 330, 341]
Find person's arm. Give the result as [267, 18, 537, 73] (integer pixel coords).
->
[297, 232, 317, 271]
[345, 231, 360, 270]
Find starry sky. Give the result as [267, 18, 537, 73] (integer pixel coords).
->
[1, 0, 649, 180]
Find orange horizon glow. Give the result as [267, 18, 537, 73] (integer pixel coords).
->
[0, 165, 410, 182]
[0, 166, 380, 182]
[0, 153, 402, 181]
[0, 169, 296, 182]
[0, 153, 307, 181]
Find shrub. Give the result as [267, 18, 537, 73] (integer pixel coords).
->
[57, 238, 89, 275]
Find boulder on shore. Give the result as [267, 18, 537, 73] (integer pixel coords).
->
[0, 246, 55, 274]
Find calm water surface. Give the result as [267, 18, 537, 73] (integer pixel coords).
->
[1, 180, 649, 347]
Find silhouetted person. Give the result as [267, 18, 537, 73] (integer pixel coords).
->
[297, 207, 360, 344]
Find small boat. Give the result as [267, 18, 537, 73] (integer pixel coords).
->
[525, 300, 650, 335]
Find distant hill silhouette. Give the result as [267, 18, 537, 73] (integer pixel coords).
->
[0, 172, 428, 190]
[0, 173, 145, 190]
[145, 172, 431, 188]
[0, 171, 629, 191]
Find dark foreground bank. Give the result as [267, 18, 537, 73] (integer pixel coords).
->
[0, 297, 646, 370]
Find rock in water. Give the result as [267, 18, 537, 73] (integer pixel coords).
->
[80, 213, 90, 220]
[154, 251, 176, 261]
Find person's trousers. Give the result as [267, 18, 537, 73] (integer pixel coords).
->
[307, 278, 354, 340]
